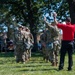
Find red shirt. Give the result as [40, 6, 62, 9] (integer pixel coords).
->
[57, 23, 75, 41]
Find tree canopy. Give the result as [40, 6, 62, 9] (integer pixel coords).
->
[0, 0, 70, 32]
[0, 0, 75, 51]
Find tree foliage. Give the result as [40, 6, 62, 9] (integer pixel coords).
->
[0, 0, 74, 51]
[0, 0, 70, 32]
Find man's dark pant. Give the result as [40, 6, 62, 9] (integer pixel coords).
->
[59, 40, 74, 70]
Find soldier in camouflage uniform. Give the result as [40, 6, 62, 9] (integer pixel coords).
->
[40, 30, 48, 61]
[14, 26, 27, 63]
[44, 17, 60, 66]
[23, 27, 34, 61]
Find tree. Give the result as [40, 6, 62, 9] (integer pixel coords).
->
[0, 0, 74, 52]
[0, 0, 48, 51]
[67, 0, 75, 24]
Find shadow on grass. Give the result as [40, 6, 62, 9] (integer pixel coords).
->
[23, 63, 51, 67]
[20, 68, 58, 72]
[0, 51, 42, 57]
[0, 52, 14, 57]
[31, 51, 43, 57]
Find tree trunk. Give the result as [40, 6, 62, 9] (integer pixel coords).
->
[7, 24, 11, 39]
[25, 0, 38, 52]
[31, 31, 38, 52]
[67, 0, 75, 49]
[67, 0, 75, 24]
[28, 13, 38, 52]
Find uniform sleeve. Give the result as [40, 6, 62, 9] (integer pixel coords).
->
[44, 20, 55, 30]
[30, 33, 34, 44]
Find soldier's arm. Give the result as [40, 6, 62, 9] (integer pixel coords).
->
[53, 12, 58, 25]
[30, 33, 34, 44]
[44, 17, 54, 30]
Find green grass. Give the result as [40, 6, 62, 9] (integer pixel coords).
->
[0, 52, 75, 75]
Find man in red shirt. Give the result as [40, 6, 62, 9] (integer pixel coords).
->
[53, 12, 75, 71]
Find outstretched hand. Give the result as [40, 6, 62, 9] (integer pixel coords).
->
[53, 12, 57, 19]
[44, 17, 46, 21]
[53, 12, 58, 24]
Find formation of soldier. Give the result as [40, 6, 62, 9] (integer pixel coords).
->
[14, 25, 34, 63]
[40, 17, 61, 66]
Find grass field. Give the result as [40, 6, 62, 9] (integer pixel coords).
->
[0, 51, 75, 75]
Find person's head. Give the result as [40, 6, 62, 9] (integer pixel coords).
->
[65, 17, 71, 25]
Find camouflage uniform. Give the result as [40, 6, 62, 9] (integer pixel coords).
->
[28, 33, 34, 59]
[14, 28, 26, 63]
[44, 21, 60, 66]
[23, 29, 34, 61]
[40, 30, 50, 61]
[45, 30, 52, 62]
